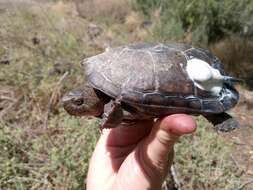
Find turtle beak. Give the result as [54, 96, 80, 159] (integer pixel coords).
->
[61, 95, 73, 103]
[61, 89, 83, 103]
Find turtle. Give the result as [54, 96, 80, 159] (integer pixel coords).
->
[62, 43, 241, 132]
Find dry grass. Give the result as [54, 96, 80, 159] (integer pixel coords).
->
[0, 4, 99, 189]
[0, 2, 138, 189]
[74, 0, 131, 22]
[174, 117, 243, 190]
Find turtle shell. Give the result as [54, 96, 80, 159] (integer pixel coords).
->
[83, 43, 239, 116]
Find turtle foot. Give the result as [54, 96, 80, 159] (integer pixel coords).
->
[100, 97, 123, 129]
[204, 112, 240, 132]
[214, 117, 240, 132]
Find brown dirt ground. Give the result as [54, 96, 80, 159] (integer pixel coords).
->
[222, 86, 253, 189]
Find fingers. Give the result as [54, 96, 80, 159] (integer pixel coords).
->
[87, 120, 154, 190]
[102, 120, 153, 147]
[157, 114, 197, 135]
[141, 114, 196, 176]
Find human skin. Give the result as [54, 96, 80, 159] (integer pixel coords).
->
[87, 114, 197, 190]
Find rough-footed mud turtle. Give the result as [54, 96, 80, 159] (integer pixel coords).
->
[62, 43, 240, 131]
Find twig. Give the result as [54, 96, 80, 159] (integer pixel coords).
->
[0, 95, 16, 102]
[237, 179, 253, 190]
[230, 154, 242, 171]
[162, 163, 182, 190]
[57, 71, 69, 85]
[170, 164, 182, 190]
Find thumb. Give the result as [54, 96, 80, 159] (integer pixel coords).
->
[141, 114, 196, 177]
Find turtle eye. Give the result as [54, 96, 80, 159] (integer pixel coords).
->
[74, 99, 84, 106]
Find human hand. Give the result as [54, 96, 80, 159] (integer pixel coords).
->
[87, 114, 196, 190]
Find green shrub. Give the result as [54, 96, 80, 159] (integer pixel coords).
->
[132, 0, 163, 16]
[133, 0, 253, 45]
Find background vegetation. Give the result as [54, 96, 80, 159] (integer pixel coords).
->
[134, 0, 253, 44]
[0, 0, 252, 189]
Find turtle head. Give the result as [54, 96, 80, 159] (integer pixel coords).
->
[62, 89, 85, 115]
[62, 87, 104, 117]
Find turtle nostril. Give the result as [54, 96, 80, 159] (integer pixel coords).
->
[74, 99, 84, 106]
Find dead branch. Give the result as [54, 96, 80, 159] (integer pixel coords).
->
[162, 164, 182, 190]
[230, 154, 243, 171]
[237, 178, 253, 190]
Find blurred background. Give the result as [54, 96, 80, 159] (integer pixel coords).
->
[0, 0, 252, 189]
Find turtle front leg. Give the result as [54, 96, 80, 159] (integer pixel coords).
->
[100, 96, 124, 129]
[62, 84, 105, 117]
